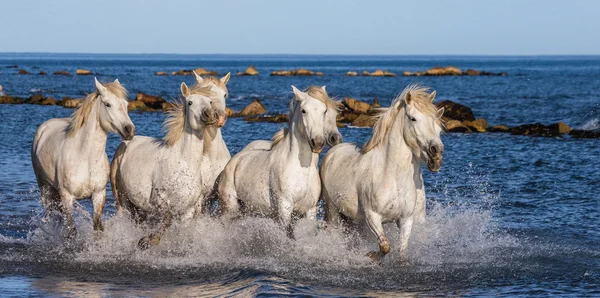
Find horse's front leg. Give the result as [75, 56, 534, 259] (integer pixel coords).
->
[91, 189, 106, 231]
[278, 199, 295, 239]
[364, 210, 390, 263]
[396, 216, 414, 257]
[138, 208, 173, 250]
[59, 190, 77, 239]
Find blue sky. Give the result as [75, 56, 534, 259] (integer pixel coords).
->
[1, 0, 598, 55]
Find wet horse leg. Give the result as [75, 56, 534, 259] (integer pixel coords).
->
[365, 210, 390, 263]
[138, 210, 173, 250]
[278, 199, 295, 239]
[59, 190, 77, 239]
[396, 216, 414, 257]
[91, 189, 106, 231]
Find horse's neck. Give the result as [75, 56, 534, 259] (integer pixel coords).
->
[203, 126, 229, 159]
[380, 111, 417, 173]
[173, 124, 205, 164]
[273, 116, 315, 168]
[70, 104, 108, 155]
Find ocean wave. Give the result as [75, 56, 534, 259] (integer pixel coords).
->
[579, 118, 599, 131]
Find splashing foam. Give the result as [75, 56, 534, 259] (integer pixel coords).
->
[1, 168, 521, 289]
[580, 118, 599, 131]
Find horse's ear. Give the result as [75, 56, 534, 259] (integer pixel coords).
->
[437, 107, 445, 118]
[193, 71, 203, 83]
[114, 78, 120, 85]
[95, 77, 108, 96]
[429, 90, 437, 102]
[221, 72, 231, 85]
[180, 82, 190, 97]
[321, 85, 327, 92]
[405, 91, 413, 105]
[291, 85, 304, 101]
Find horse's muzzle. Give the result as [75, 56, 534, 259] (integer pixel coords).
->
[310, 137, 325, 153]
[121, 124, 135, 140]
[327, 132, 343, 147]
[216, 111, 227, 127]
[201, 109, 218, 126]
[427, 155, 443, 172]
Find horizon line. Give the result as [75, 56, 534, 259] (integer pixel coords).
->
[1, 52, 600, 57]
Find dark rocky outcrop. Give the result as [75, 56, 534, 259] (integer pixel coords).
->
[404, 66, 507, 76]
[25, 94, 59, 105]
[569, 129, 600, 138]
[136, 93, 166, 110]
[53, 70, 71, 76]
[351, 114, 376, 127]
[18, 69, 30, 75]
[155, 72, 168, 76]
[270, 68, 322, 76]
[436, 100, 475, 122]
[510, 122, 571, 137]
[445, 120, 471, 133]
[343, 97, 371, 114]
[61, 97, 82, 108]
[244, 114, 288, 123]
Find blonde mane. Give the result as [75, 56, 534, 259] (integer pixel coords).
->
[362, 84, 441, 153]
[197, 76, 228, 94]
[66, 82, 127, 137]
[162, 85, 214, 146]
[271, 86, 337, 148]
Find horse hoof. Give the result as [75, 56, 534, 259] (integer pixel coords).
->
[366, 251, 383, 263]
[138, 235, 160, 250]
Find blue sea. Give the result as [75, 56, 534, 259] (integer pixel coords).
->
[0, 53, 598, 297]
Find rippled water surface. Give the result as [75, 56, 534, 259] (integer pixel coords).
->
[0, 54, 598, 297]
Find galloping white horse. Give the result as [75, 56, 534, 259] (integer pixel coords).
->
[320, 84, 444, 262]
[217, 86, 339, 238]
[110, 83, 218, 249]
[190, 72, 232, 213]
[243, 86, 342, 151]
[31, 78, 135, 238]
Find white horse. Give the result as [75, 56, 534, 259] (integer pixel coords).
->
[31, 78, 135, 238]
[217, 86, 338, 238]
[190, 72, 232, 213]
[110, 83, 219, 249]
[243, 86, 342, 151]
[320, 84, 444, 262]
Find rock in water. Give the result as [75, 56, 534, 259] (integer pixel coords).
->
[237, 65, 259, 76]
[436, 100, 475, 122]
[136, 93, 166, 110]
[76, 69, 93, 75]
[344, 97, 371, 114]
[445, 120, 471, 133]
[238, 99, 267, 116]
[351, 114, 376, 127]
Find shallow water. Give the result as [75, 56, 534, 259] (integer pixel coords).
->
[0, 54, 598, 296]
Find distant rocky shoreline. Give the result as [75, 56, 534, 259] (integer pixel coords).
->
[4, 65, 506, 78]
[0, 87, 597, 138]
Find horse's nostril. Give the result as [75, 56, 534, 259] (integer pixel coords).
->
[430, 146, 437, 154]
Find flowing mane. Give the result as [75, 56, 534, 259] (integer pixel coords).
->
[362, 84, 441, 153]
[162, 85, 214, 146]
[192, 76, 228, 94]
[271, 86, 337, 148]
[66, 82, 127, 137]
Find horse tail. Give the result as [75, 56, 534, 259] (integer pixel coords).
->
[110, 142, 127, 212]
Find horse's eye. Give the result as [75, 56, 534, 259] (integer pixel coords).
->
[105, 102, 111, 108]
[301, 109, 306, 114]
[409, 116, 416, 122]
[224, 94, 228, 99]
[188, 101, 193, 106]
[324, 110, 327, 115]
[210, 101, 213, 104]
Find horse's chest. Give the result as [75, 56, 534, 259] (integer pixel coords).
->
[63, 157, 108, 197]
[366, 182, 417, 220]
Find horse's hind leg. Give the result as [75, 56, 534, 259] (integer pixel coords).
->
[364, 210, 390, 263]
[91, 189, 106, 231]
